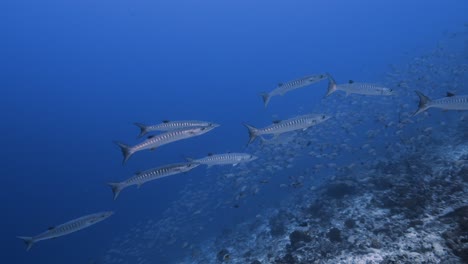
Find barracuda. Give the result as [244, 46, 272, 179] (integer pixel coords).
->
[243, 114, 330, 144]
[260, 73, 328, 107]
[134, 120, 217, 138]
[326, 75, 393, 97]
[413, 90, 468, 116]
[108, 162, 199, 200]
[17, 211, 114, 251]
[115, 124, 219, 164]
[190, 153, 257, 167]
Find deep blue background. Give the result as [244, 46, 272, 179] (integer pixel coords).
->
[1, 0, 466, 263]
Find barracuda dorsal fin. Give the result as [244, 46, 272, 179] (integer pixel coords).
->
[163, 120, 170, 123]
[147, 135, 155, 139]
[272, 120, 281, 124]
[48, 226, 55, 230]
[348, 80, 354, 84]
[207, 153, 213, 156]
[135, 171, 142, 175]
[278, 83, 283, 87]
[446, 92, 456, 97]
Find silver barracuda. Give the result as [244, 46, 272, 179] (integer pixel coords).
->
[260, 73, 328, 107]
[17, 211, 114, 251]
[190, 153, 257, 168]
[107, 162, 199, 200]
[326, 75, 393, 97]
[134, 120, 217, 138]
[413, 90, 468, 116]
[243, 114, 330, 144]
[115, 124, 219, 164]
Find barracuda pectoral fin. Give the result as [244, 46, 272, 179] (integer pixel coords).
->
[302, 128, 308, 131]
[207, 164, 213, 169]
[137, 183, 143, 189]
[149, 147, 157, 151]
[232, 163, 238, 167]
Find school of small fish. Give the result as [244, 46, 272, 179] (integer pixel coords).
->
[17, 28, 468, 263]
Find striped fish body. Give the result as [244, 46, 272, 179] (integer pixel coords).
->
[17, 211, 113, 250]
[115, 124, 218, 164]
[273, 74, 328, 96]
[244, 113, 330, 144]
[257, 114, 330, 136]
[337, 83, 393, 96]
[122, 162, 199, 187]
[261, 73, 327, 107]
[193, 153, 257, 167]
[134, 120, 217, 137]
[108, 163, 199, 200]
[414, 90, 468, 115]
[428, 96, 468, 110]
[134, 127, 212, 152]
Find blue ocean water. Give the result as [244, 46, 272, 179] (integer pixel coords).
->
[1, 1, 467, 263]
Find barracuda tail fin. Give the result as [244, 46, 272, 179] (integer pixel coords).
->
[17, 236, 34, 251]
[260, 93, 271, 107]
[413, 90, 431, 116]
[114, 141, 134, 164]
[107, 182, 124, 200]
[134, 123, 149, 138]
[243, 123, 259, 144]
[326, 74, 337, 97]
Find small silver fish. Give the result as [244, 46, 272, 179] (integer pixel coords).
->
[17, 211, 113, 251]
[326, 76, 393, 96]
[134, 120, 217, 138]
[115, 124, 219, 164]
[190, 153, 257, 167]
[260, 73, 328, 107]
[243, 113, 330, 144]
[413, 90, 468, 116]
[108, 162, 199, 200]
